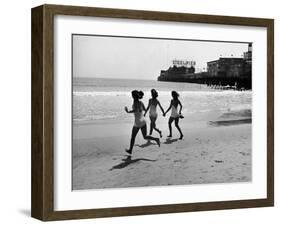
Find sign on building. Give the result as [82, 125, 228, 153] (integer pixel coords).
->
[172, 59, 196, 67]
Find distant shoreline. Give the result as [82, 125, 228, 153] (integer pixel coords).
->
[73, 76, 158, 82]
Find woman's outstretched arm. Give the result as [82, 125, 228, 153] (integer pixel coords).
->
[125, 106, 135, 113]
[144, 99, 151, 116]
[164, 100, 172, 116]
[178, 100, 183, 114]
[157, 100, 165, 115]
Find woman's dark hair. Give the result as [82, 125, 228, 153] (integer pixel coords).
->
[151, 89, 158, 99]
[132, 90, 144, 100]
[131, 90, 144, 112]
[171, 91, 179, 100]
[139, 91, 144, 99]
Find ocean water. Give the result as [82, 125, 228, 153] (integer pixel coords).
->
[73, 77, 252, 124]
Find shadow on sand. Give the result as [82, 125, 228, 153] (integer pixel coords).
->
[163, 138, 178, 144]
[110, 156, 156, 171]
[135, 140, 157, 148]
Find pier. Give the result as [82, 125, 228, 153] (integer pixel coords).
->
[158, 44, 252, 90]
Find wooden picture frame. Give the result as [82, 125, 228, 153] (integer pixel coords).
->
[31, 4, 274, 221]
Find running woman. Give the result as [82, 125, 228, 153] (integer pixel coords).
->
[125, 90, 160, 155]
[144, 89, 165, 137]
[163, 91, 184, 140]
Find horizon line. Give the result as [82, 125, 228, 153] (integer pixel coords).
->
[73, 76, 158, 81]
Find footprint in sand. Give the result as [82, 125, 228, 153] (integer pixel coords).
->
[214, 160, 224, 163]
[164, 138, 178, 144]
[200, 151, 208, 156]
[238, 176, 248, 181]
[239, 151, 250, 156]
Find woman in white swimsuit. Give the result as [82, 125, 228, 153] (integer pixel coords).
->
[144, 89, 165, 137]
[164, 91, 184, 140]
[125, 90, 160, 155]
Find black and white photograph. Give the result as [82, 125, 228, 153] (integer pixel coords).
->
[72, 34, 252, 190]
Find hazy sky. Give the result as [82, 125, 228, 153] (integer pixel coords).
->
[73, 35, 249, 80]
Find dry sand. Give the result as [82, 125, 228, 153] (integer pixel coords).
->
[72, 111, 251, 190]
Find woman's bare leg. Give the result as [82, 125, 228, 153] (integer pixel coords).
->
[126, 126, 139, 154]
[168, 117, 174, 137]
[141, 125, 160, 147]
[149, 117, 154, 135]
[150, 116, 162, 137]
[175, 117, 183, 139]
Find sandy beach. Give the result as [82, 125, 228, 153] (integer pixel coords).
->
[72, 110, 251, 190]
